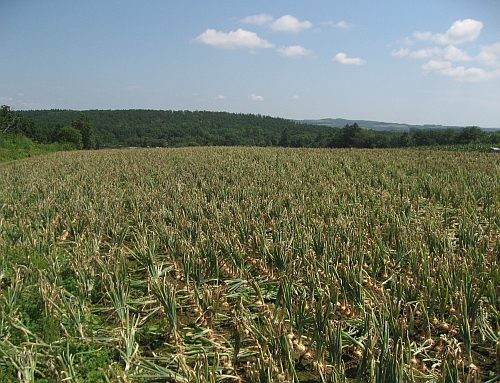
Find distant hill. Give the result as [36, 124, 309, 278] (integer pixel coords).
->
[18, 109, 333, 148]
[10, 109, 499, 150]
[300, 118, 499, 132]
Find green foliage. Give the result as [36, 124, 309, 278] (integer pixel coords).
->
[71, 114, 96, 149]
[0, 133, 72, 162]
[456, 126, 482, 144]
[19, 108, 331, 148]
[0, 105, 23, 134]
[18, 108, 500, 150]
[57, 126, 83, 149]
[0, 106, 101, 162]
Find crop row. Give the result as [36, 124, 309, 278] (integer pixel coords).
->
[0, 147, 498, 382]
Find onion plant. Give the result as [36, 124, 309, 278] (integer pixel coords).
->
[0, 147, 497, 381]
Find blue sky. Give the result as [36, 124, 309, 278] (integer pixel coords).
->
[1, 1, 500, 127]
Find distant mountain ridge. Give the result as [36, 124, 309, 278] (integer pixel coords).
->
[12, 109, 500, 149]
[300, 118, 500, 132]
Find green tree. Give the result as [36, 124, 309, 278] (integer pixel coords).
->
[1, 105, 23, 134]
[279, 128, 290, 147]
[456, 126, 482, 144]
[57, 126, 83, 149]
[333, 123, 363, 147]
[72, 115, 96, 149]
[398, 132, 411, 147]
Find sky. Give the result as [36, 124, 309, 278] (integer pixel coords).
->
[1, 1, 500, 127]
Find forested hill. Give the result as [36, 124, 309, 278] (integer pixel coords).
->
[11, 108, 500, 149]
[19, 109, 332, 148]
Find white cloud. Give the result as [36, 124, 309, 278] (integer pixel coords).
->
[392, 47, 439, 59]
[333, 52, 366, 65]
[216, 95, 225, 100]
[412, 31, 433, 42]
[251, 94, 264, 101]
[411, 48, 440, 59]
[413, 19, 483, 45]
[392, 45, 470, 61]
[271, 15, 312, 33]
[422, 60, 500, 82]
[291, 95, 300, 100]
[278, 45, 312, 58]
[392, 19, 500, 82]
[477, 42, 500, 66]
[195, 28, 274, 49]
[422, 60, 452, 72]
[242, 14, 274, 26]
[324, 20, 350, 29]
[333, 20, 349, 29]
[443, 19, 483, 44]
[391, 48, 409, 57]
[442, 45, 470, 61]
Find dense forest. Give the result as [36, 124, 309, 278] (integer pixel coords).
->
[2, 106, 499, 152]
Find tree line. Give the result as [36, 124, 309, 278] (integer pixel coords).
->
[1, 105, 96, 149]
[2, 106, 499, 151]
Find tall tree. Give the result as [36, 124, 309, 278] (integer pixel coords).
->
[72, 115, 96, 149]
[57, 126, 83, 149]
[457, 126, 482, 144]
[0, 105, 22, 134]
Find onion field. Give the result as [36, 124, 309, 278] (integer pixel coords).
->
[0, 147, 498, 382]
